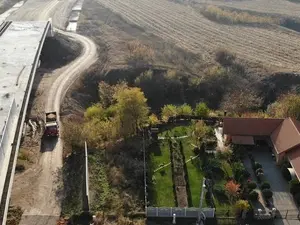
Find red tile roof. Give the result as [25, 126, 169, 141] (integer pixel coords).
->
[271, 118, 300, 154]
[223, 117, 283, 136]
[224, 117, 300, 180]
[223, 117, 300, 153]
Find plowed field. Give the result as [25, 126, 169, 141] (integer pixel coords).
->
[95, 0, 300, 71]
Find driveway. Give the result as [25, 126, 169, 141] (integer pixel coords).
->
[252, 149, 298, 212]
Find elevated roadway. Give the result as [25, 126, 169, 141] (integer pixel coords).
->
[0, 20, 53, 224]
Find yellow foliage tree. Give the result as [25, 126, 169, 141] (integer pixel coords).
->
[149, 114, 160, 126]
[114, 87, 149, 136]
[267, 94, 300, 120]
[161, 104, 178, 122]
[194, 120, 208, 144]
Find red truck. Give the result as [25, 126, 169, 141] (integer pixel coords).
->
[44, 111, 59, 137]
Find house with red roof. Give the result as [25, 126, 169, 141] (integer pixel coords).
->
[223, 117, 300, 180]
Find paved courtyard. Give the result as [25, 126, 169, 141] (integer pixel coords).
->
[252, 149, 298, 212]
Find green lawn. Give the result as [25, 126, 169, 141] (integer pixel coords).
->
[150, 140, 175, 206]
[149, 124, 234, 210]
[180, 137, 206, 207]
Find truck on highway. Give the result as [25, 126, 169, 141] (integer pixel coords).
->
[44, 111, 59, 137]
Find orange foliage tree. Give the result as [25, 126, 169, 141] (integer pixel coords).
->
[225, 180, 240, 204]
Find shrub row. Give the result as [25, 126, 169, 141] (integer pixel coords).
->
[249, 154, 273, 200]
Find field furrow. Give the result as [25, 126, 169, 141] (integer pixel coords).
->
[96, 0, 300, 70]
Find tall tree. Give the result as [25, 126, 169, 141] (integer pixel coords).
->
[221, 89, 262, 116]
[178, 104, 193, 116]
[114, 87, 149, 136]
[267, 94, 300, 119]
[161, 104, 178, 122]
[194, 102, 210, 117]
[194, 120, 208, 144]
[149, 114, 160, 126]
[98, 81, 127, 107]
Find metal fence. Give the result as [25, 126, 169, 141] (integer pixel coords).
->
[146, 207, 215, 218]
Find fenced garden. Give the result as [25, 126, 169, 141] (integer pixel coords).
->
[146, 122, 250, 218]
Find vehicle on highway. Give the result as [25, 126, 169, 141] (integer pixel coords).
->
[44, 111, 59, 137]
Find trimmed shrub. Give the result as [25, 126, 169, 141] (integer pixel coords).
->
[254, 162, 262, 170]
[256, 172, 264, 183]
[248, 181, 257, 190]
[248, 190, 259, 201]
[255, 168, 263, 175]
[289, 179, 300, 195]
[262, 189, 273, 199]
[281, 166, 292, 181]
[261, 182, 271, 190]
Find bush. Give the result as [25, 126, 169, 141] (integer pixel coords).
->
[256, 172, 264, 183]
[214, 184, 226, 196]
[289, 179, 300, 195]
[255, 168, 263, 175]
[254, 162, 262, 170]
[281, 166, 292, 181]
[215, 49, 236, 66]
[262, 189, 273, 199]
[248, 181, 257, 190]
[194, 102, 210, 117]
[261, 182, 271, 190]
[248, 190, 259, 201]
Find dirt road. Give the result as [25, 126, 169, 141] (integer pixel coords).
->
[94, 0, 300, 71]
[18, 30, 97, 225]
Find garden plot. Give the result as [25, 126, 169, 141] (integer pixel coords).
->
[148, 123, 239, 214]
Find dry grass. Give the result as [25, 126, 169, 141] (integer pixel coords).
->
[202, 5, 280, 25]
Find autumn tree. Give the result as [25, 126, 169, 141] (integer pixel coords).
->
[149, 114, 160, 126]
[161, 104, 178, 122]
[221, 89, 262, 116]
[194, 120, 208, 144]
[194, 102, 210, 117]
[225, 180, 240, 204]
[114, 87, 149, 136]
[178, 104, 193, 116]
[98, 81, 115, 108]
[267, 94, 300, 119]
[127, 40, 154, 66]
[98, 81, 127, 107]
[84, 103, 106, 120]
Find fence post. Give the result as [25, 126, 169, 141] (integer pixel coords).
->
[185, 208, 187, 217]
[171, 207, 173, 217]
[286, 210, 288, 219]
[156, 207, 158, 217]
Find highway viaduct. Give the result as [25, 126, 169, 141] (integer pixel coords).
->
[0, 20, 53, 224]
